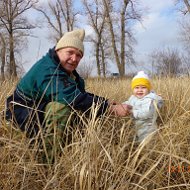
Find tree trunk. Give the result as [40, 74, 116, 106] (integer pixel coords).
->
[103, 0, 121, 75]
[95, 41, 101, 76]
[120, 1, 128, 76]
[100, 43, 106, 77]
[0, 34, 6, 81]
[9, 32, 17, 78]
[184, 0, 190, 13]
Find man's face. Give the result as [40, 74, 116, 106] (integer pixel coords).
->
[133, 85, 149, 99]
[56, 47, 83, 74]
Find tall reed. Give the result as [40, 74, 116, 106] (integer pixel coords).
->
[1, 77, 190, 189]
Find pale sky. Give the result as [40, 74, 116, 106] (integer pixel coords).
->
[132, 0, 184, 72]
[22, 0, 185, 75]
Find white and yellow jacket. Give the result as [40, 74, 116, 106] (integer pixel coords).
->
[123, 92, 163, 142]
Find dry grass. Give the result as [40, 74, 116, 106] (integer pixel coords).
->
[1, 77, 190, 189]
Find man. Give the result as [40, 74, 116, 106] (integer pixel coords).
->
[5, 29, 130, 163]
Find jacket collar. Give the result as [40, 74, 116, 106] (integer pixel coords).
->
[49, 47, 60, 63]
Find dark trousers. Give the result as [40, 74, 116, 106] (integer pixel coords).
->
[5, 90, 47, 138]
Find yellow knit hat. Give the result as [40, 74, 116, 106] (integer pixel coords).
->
[55, 29, 85, 55]
[131, 71, 151, 90]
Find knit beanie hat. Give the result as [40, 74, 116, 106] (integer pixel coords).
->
[131, 71, 151, 90]
[55, 29, 85, 55]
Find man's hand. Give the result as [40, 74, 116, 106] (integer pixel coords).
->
[107, 99, 117, 105]
[110, 104, 132, 117]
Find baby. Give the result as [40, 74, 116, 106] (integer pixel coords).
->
[123, 71, 163, 142]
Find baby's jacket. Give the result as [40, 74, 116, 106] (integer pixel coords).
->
[123, 92, 163, 142]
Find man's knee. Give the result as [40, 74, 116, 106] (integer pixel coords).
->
[44, 102, 72, 129]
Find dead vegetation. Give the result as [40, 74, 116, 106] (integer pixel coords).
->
[1, 77, 190, 189]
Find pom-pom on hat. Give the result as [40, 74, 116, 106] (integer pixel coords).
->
[131, 71, 151, 90]
[55, 29, 85, 55]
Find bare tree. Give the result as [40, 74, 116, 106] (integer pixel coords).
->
[102, 0, 141, 77]
[150, 48, 183, 77]
[0, 0, 38, 78]
[179, 18, 190, 51]
[0, 33, 6, 80]
[180, 24, 190, 74]
[175, 0, 190, 14]
[184, 0, 190, 12]
[174, 1, 190, 72]
[35, 0, 79, 42]
[174, 0, 190, 47]
[82, 0, 109, 77]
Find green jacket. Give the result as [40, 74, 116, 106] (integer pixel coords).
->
[6, 48, 108, 136]
[16, 48, 108, 115]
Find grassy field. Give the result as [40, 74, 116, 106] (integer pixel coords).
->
[1, 77, 190, 190]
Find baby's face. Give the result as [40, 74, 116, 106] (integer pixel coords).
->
[133, 85, 149, 99]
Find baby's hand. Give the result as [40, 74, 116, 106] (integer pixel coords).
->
[127, 104, 133, 113]
[122, 104, 133, 115]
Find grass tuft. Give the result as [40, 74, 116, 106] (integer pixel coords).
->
[1, 77, 190, 189]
